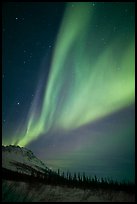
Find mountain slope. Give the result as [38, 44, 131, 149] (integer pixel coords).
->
[2, 145, 50, 175]
[2, 145, 135, 202]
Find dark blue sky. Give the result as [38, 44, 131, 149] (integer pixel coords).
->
[2, 2, 65, 134]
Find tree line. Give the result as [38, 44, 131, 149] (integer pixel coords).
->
[2, 167, 134, 193]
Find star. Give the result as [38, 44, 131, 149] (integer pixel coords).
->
[1, 2, 135, 188]
[29, 53, 33, 58]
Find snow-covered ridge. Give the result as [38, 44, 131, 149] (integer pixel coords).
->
[2, 145, 50, 175]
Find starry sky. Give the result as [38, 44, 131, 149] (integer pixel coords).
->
[2, 2, 135, 183]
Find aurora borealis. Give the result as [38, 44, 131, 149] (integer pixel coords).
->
[2, 2, 135, 182]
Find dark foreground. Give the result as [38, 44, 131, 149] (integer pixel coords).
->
[2, 167, 135, 202]
[2, 180, 135, 202]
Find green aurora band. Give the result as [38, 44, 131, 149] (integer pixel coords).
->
[4, 3, 135, 146]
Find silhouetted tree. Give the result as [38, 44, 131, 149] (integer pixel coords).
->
[57, 169, 60, 176]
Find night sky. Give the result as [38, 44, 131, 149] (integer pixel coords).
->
[2, 2, 135, 183]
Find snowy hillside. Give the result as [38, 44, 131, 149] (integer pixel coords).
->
[2, 180, 135, 202]
[2, 145, 50, 175]
[2, 145, 135, 202]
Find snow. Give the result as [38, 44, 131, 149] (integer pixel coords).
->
[2, 145, 135, 202]
[2, 180, 135, 202]
[2, 145, 49, 175]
